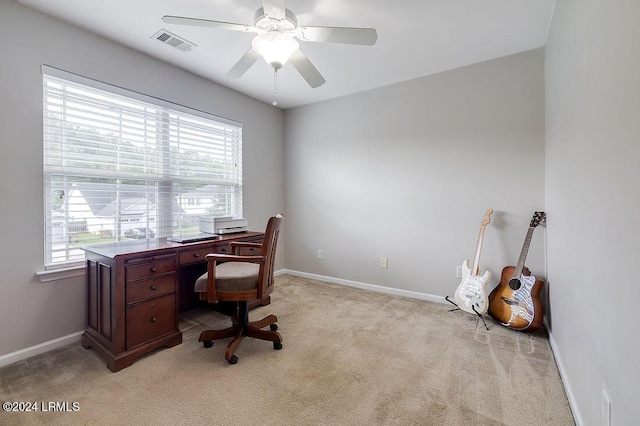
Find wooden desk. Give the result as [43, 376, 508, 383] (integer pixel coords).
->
[80, 231, 264, 372]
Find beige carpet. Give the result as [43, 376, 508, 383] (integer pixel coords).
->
[0, 275, 574, 426]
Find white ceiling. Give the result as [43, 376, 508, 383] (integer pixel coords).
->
[18, 0, 556, 109]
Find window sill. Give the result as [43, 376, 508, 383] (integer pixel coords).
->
[36, 265, 85, 283]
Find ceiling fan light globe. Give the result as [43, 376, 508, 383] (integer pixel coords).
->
[252, 32, 299, 69]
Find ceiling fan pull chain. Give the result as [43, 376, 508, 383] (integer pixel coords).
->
[272, 68, 278, 106]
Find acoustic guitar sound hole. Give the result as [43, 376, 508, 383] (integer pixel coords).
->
[509, 278, 521, 290]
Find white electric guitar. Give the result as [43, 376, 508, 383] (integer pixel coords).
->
[453, 208, 493, 315]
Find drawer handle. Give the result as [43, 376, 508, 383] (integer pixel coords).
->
[193, 253, 200, 258]
[150, 285, 157, 291]
[150, 317, 157, 323]
[150, 267, 157, 273]
[221, 248, 228, 253]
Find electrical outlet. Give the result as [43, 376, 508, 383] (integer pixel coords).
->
[380, 257, 388, 269]
[317, 249, 323, 259]
[602, 389, 611, 426]
[456, 266, 463, 278]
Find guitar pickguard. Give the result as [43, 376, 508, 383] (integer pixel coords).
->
[502, 274, 536, 327]
[454, 271, 490, 315]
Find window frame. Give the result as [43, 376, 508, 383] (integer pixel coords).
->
[42, 65, 243, 270]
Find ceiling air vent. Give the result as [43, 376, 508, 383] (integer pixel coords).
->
[152, 29, 197, 52]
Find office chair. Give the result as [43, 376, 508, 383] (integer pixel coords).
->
[194, 214, 283, 364]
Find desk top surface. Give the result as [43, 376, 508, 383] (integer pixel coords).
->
[81, 231, 263, 259]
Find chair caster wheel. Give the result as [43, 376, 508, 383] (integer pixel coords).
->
[270, 324, 278, 331]
[203, 340, 213, 348]
[228, 355, 238, 365]
[274, 342, 283, 350]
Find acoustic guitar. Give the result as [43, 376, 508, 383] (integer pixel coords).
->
[488, 211, 546, 332]
[454, 208, 493, 315]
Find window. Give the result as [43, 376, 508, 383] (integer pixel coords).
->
[43, 67, 242, 268]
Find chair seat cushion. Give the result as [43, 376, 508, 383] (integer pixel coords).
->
[194, 262, 260, 293]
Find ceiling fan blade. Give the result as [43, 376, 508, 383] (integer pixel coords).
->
[297, 26, 378, 46]
[262, 0, 286, 20]
[162, 15, 254, 33]
[289, 49, 326, 88]
[227, 48, 261, 79]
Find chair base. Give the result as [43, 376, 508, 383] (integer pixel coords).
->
[198, 301, 282, 364]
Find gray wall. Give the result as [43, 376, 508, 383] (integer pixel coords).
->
[545, 0, 639, 424]
[284, 49, 546, 299]
[0, 0, 285, 357]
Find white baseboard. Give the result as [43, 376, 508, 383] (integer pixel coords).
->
[545, 322, 582, 426]
[279, 269, 448, 305]
[0, 331, 83, 369]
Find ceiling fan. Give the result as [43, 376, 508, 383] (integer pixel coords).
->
[161, 0, 377, 90]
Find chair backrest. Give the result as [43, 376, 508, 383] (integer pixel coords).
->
[257, 214, 283, 300]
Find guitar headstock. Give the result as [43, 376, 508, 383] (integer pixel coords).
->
[480, 208, 494, 227]
[530, 211, 546, 227]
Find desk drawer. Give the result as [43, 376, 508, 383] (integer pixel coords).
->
[236, 245, 261, 256]
[126, 275, 176, 305]
[126, 294, 176, 349]
[179, 245, 230, 265]
[126, 258, 176, 283]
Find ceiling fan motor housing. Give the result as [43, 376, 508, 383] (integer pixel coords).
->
[254, 7, 297, 32]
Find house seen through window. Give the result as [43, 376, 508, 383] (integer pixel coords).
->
[43, 68, 243, 268]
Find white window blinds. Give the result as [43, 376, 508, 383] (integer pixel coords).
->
[43, 68, 242, 268]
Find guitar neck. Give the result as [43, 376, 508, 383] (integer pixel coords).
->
[513, 227, 535, 278]
[471, 225, 487, 275]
